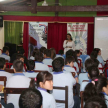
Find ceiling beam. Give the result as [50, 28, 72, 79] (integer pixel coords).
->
[31, 0, 37, 13]
[0, 5, 108, 12]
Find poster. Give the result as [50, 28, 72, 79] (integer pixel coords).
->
[67, 23, 88, 54]
[29, 22, 48, 57]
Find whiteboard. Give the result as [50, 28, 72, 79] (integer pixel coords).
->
[94, 17, 108, 60]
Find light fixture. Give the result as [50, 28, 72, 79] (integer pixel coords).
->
[0, 0, 5, 2]
[42, 0, 48, 6]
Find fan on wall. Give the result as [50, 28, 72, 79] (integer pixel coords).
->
[42, 0, 62, 6]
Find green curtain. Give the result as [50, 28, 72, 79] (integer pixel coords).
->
[4, 21, 23, 45]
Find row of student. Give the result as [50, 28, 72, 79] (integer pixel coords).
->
[0, 58, 80, 108]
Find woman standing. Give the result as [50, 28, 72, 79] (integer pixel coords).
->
[63, 33, 75, 54]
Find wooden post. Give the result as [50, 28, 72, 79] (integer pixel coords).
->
[31, 0, 37, 13]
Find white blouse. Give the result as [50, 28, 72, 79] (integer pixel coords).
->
[63, 40, 75, 54]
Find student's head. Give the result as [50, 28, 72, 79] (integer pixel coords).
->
[67, 33, 72, 40]
[90, 51, 98, 59]
[50, 48, 56, 59]
[35, 52, 43, 62]
[17, 48, 25, 55]
[32, 48, 40, 57]
[2, 46, 9, 55]
[36, 72, 53, 90]
[16, 54, 24, 63]
[65, 56, 75, 67]
[13, 60, 24, 73]
[75, 50, 81, 57]
[94, 48, 101, 55]
[66, 49, 73, 58]
[0, 58, 5, 70]
[40, 47, 46, 54]
[52, 57, 64, 72]
[19, 88, 42, 108]
[26, 60, 35, 71]
[92, 59, 99, 67]
[83, 76, 108, 101]
[85, 58, 94, 72]
[58, 50, 64, 55]
[43, 49, 51, 58]
[88, 66, 99, 80]
[84, 96, 107, 108]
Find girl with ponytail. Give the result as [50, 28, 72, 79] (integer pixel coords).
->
[29, 71, 56, 108]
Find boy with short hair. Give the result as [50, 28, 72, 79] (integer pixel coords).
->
[24, 60, 38, 78]
[19, 88, 42, 108]
[56, 50, 64, 59]
[43, 49, 53, 66]
[6, 60, 31, 108]
[0, 46, 10, 62]
[52, 57, 80, 108]
[64, 56, 78, 83]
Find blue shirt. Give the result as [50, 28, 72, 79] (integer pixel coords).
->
[97, 55, 105, 66]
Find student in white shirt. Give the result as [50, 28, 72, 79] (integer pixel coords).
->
[11, 54, 26, 72]
[0, 46, 10, 62]
[34, 52, 50, 72]
[78, 58, 94, 85]
[30, 48, 39, 60]
[19, 88, 42, 108]
[80, 66, 99, 92]
[66, 49, 79, 73]
[83, 76, 108, 107]
[0, 58, 12, 85]
[6, 60, 31, 108]
[52, 57, 80, 108]
[30, 71, 56, 108]
[84, 96, 107, 108]
[64, 56, 78, 83]
[43, 49, 53, 66]
[56, 50, 64, 59]
[24, 60, 38, 78]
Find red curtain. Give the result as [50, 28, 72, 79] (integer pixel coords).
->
[47, 23, 67, 53]
[23, 22, 29, 58]
[87, 24, 94, 55]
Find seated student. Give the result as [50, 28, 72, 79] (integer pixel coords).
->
[43, 49, 53, 66]
[24, 60, 38, 78]
[0, 58, 12, 85]
[30, 71, 56, 108]
[10, 47, 27, 65]
[84, 96, 107, 108]
[78, 58, 94, 85]
[30, 48, 39, 60]
[80, 66, 99, 91]
[52, 57, 80, 108]
[6, 60, 31, 108]
[66, 50, 79, 73]
[11, 54, 26, 72]
[0, 46, 10, 62]
[34, 52, 50, 72]
[40, 46, 46, 55]
[75, 50, 83, 67]
[50, 48, 56, 60]
[19, 88, 42, 108]
[64, 56, 78, 83]
[83, 76, 108, 107]
[95, 48, 105, 66]
[56, 50, 64, 58]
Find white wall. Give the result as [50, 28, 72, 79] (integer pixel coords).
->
[0, 21, 4, 54]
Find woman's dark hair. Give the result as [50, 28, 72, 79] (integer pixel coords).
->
[90, 51, 98, 59]
[83, 76, 107, 102]
[26, 60, 35, 71]
[84, 96, 107, 108]
[35, 52, 43, 62]
[52, 57, 64, 72]
[93, 48, 101, 54]
[29, 71, 53, 88]
[50, 48, 56, 59]
[66, 33, 73, 41]
[32, 48, 39, 57]
[88, 66, 99, 80]
[65, 56, 75, 65]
